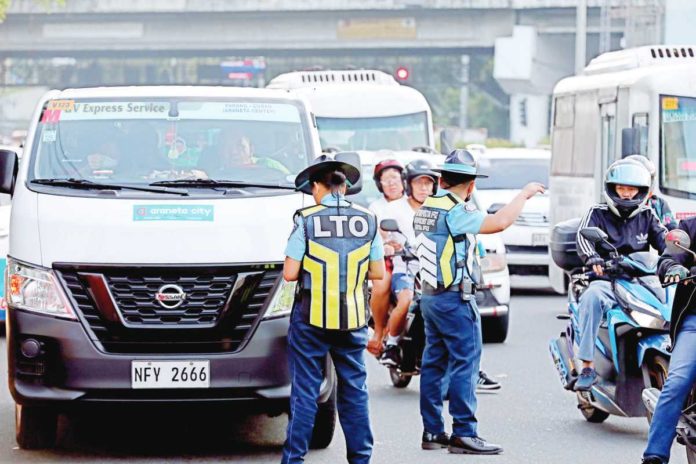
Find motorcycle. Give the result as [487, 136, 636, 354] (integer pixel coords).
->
[548, 221, 673, 423]
[642, 228, 696, 463]
[377, 218, 424, 388]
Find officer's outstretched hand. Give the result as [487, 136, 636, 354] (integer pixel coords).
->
[521, 182, 545, 199]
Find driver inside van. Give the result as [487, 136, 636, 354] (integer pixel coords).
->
[199, 131, 289, 176]
[574, 159, 666, 392]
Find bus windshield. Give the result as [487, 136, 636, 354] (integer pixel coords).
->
[661, 95, 696, 197]
[316, 112, 428, 152]
[29, 98, 311, 186]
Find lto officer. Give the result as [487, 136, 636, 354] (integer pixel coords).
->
[281, 154, 385, 464]
[414, 150, 544, 455]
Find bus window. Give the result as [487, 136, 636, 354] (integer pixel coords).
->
[572, 92, 599, 176]
[551, 95, 574, 175]
[661, 95, 696, 197]
[632, 112, 649, 155]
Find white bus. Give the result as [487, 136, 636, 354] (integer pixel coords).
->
[267, 69, 435, 153]
[549, 45, 696, 293]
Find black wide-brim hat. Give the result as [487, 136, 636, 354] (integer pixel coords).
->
[433, 149, 488, 178]
[295, 154, 362, 195]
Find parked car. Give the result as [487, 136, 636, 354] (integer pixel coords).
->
[349, 150, 512, 343]
[474, 148, 551, 290]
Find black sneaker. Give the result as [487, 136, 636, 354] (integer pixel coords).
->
[574, 367, 598, 392]
[448, 435, 503, 455]
[641, 457, 665, 464]
[476, 370, 501, 392]
[421, 431, 449, 450]
[380, 344, 401, 367]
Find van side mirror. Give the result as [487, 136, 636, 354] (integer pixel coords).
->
[621, 127, 645, 158]
[380, 219, 400, 232]
[334, 151, 362, 195]
[487, 203, 504, 214]
[0, 150, 19, 195]
[579, 227, 609, 244]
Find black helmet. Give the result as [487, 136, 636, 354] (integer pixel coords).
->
[405, 159, 440, 196]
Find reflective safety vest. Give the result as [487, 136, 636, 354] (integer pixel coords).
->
[297, 202, 377, 331]
[413, 193, 478, 290]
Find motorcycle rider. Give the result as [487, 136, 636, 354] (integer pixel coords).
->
[625, 154, 676, 230]
[368, 159, 406, 356]
[641, 218, 696, 464]
[415, 149, 544, 454]
[574, 159, 667, 392]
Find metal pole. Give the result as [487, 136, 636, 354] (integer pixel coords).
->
[575, 0, 587, 74]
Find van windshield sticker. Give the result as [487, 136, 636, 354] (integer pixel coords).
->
[42, 130, 57, 143]
[133, 205, 214, 222]
[178, 102, 301, 123]
[56, 102, 170, 121]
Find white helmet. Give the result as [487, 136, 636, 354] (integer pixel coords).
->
[603, 159, 651, 218]
[625, 155, 656, 187]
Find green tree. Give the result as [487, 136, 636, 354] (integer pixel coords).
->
[0, 0, 65, 21]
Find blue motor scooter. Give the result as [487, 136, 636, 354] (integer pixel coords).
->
[549, 221, 673, 423]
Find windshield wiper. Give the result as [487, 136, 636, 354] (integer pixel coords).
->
[149, 178, 296, 190]
[32, 178, 189, 196]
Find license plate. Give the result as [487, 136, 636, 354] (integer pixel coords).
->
[131, 360, 210, 389]
[532, 233, 549, 247]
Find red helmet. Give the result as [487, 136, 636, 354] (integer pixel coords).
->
[373, 159, 405, 193]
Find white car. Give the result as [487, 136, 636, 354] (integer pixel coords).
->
[474, 148, 551, 289]
[350, 150, 512, 343]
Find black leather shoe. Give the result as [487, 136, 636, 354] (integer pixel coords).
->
[422, 431, 449, 450]
[448, 435, 503, 455]
[642, 456, 665, 464]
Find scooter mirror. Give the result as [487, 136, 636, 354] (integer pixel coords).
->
[666, 229, 692, 255]
[380, 219, 400, 232]
[579, 227, 609, 244]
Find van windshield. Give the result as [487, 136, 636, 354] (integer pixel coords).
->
[29, 98, 311, 187]
[475, 158, 550, 190]
[661, 95, 696, 197]
[316, 112, 428, 151]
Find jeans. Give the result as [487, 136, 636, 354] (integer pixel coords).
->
[281, 308, 373, 464]
[644, 314, 696, 462]
[578, 280, 616, 362]
[420, 291, 482, 438]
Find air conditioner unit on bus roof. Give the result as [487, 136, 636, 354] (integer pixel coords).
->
[268, 69, 398, 89]
[583, 45, 696, 75]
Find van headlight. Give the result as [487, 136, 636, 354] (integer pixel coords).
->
[480, 253, 507, 273]
[264, 280, 297, 319]
[6, 258, 75, 320]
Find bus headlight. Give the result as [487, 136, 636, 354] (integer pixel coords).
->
[7, 258, 75, 320]
[480, 253, 507, 274]
[264, 280, 297, 319]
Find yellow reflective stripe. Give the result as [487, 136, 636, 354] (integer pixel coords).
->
[346, 242, 371, 329]
[302, 255, 324, 327]
[308, 240, 340, 329]
[300, 205, 327, 217]
[356, 259, 370, 326]
[423, 195, 456, 211]
[440, 235, 455, 288]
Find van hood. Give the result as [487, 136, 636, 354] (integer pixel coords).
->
[33, 193, 305, 266]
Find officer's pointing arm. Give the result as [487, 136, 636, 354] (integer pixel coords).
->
[479, 182, 545, 234]
[283, 257, 302, 282]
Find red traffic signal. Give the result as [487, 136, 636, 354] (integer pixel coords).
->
[395, 66, 409, 81]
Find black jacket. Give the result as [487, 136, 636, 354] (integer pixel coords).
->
[576, 204, 667, 263]
[657, 217, 696, 342]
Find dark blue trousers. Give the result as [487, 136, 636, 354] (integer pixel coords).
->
[420, 291, 482, 438]
[281, 308, 373, 464]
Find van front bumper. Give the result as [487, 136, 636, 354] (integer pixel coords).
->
[7, 308, 332, 409]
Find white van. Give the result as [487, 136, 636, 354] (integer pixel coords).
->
[0, 86, 338, 449]
[267, 69, 435, 153]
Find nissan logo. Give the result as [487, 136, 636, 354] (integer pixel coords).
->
[155, 284, 187, 309]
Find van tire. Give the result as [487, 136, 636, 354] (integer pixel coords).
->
[310, 383, 337, 449]
[15, 404, 58, 449]
[483, 313, 509, 343]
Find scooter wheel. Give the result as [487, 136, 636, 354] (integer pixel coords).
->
[389, 368, 412, 388]
[576, 393, 610, 423]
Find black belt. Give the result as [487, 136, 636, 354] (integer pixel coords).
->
[421, 283, 462, 295]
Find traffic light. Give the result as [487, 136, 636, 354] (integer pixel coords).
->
[395, 66, 410, 82]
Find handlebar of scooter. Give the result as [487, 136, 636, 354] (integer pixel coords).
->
[661, 266, 696, 288]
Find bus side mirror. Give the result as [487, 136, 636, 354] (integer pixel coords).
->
[0, 150, 18, 195]
[440, 129, 453, 155]
[621, 127, 645, 158]
[334, 151, 362, 195]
